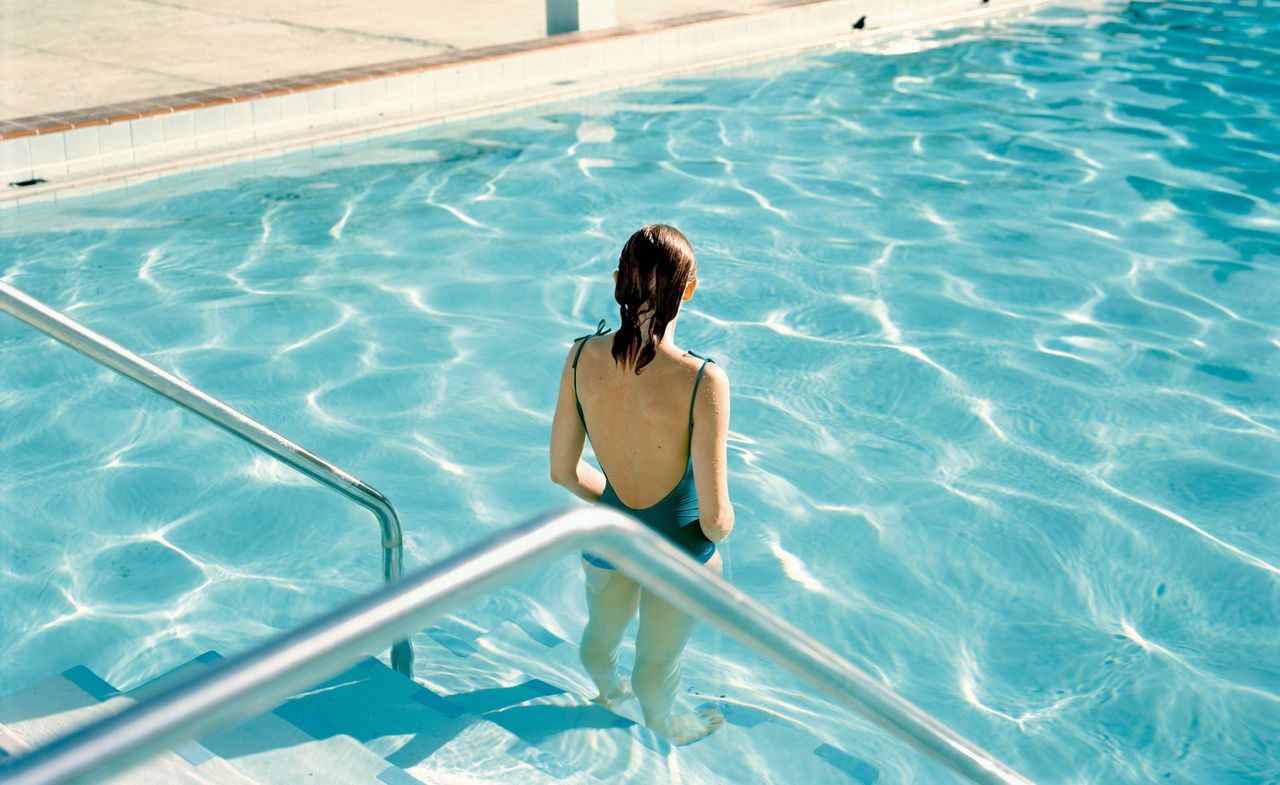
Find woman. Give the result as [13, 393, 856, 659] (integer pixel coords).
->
[550, 224, 734, 746]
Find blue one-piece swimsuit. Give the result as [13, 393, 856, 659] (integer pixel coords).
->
[571, 320, 716, 570]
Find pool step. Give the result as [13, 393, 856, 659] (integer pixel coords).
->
[0, 651, 584, 785]
[126, 652, 423, 785]
[284, 652, 599, 785]
[0, 722, 27, 758]
[0, 668, 260, 785]
[1, 610, 881, 785]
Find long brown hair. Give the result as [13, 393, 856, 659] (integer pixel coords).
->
[611, 224, 697, 374]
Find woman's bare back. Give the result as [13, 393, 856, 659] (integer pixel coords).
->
[573, 334, 707, 509]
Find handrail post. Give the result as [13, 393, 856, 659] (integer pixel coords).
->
[0, 281, 414, 677]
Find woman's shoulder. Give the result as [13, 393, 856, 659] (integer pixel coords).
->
[681, 351, 728, 396]
[562, 331, 605, 375]
[682, 349, 727, 376]
[698, 358, 728, 391]
[687, 353, 728, 427]
[568, 330, 610, 354]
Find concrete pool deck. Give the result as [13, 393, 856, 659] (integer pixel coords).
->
[1, 0, 1059, 207]
[0, 0, 765, 120]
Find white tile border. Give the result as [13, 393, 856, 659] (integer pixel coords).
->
[26, 133, 67, 179]
[129, 116, 165, 150]
[63, 128, 101, 174]
[2, 0, 1065, 208]
[0, 135, 34, 184]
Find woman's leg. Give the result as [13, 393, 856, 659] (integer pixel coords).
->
[579, 557, 641, 706]
[632, 550, 725, 744]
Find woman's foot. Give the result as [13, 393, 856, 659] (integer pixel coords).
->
[652, 707, 725, 745]
[591, 675, 633, 709]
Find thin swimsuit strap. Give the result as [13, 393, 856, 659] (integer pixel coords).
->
[572, 319, 612, 437]
[684, 350, 715, 434]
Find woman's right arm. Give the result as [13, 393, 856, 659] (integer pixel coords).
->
[691, 362, 734, 543]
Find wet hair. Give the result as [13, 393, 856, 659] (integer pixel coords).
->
[611, 224, 697, 374]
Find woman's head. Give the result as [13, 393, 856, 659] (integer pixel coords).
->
[611, 224, 698, 374]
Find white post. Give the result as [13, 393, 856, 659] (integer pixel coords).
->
[546, 0, 617, 35]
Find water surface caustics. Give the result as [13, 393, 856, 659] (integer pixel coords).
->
[2, 1, 1278, 783]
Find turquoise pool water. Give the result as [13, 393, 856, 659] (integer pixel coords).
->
[2, 1, 1278, 782]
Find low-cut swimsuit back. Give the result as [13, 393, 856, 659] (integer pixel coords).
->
[572, 320, 716, 570]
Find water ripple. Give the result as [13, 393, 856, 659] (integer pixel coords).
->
[2, 2, 1279, 783]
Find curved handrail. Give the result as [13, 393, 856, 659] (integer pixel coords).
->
[0, 506, 1038, 785]
[0, 281, 413, 676]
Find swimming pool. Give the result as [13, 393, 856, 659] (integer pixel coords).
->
[2, 1, 1278, 782]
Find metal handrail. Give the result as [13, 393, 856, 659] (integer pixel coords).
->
[0, 507, 1037, 785]
[0, 281, 413, 676]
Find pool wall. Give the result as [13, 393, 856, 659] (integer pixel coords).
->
[0, 0, 1058, 209]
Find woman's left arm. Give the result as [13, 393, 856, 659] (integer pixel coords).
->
[550, 341, 607, 503]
